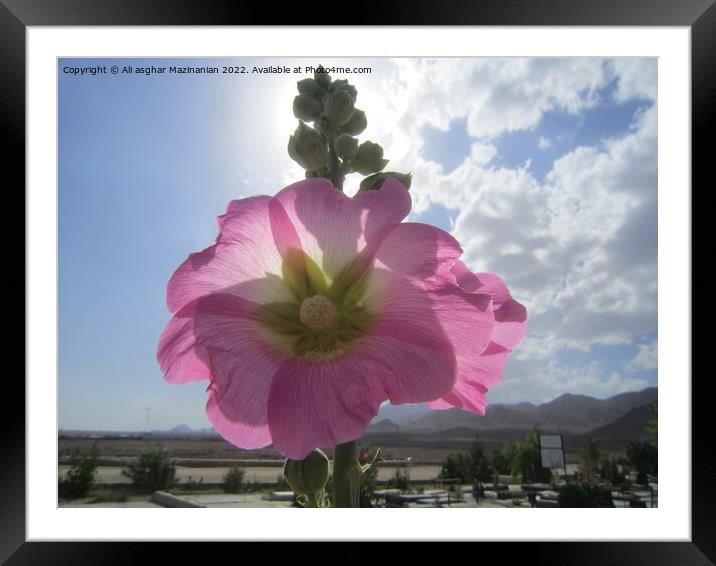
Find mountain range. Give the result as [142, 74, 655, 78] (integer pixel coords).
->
[369, 387, 657, 441]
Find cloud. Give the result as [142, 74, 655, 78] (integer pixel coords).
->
[628, 339, 658, 372]
[355, 57, 658, 401]
[269, 58, 658, 402]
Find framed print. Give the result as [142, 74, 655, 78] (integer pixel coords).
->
[8, 0, 708, 563]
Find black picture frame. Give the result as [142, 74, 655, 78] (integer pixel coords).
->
[7, 0, 706, 563]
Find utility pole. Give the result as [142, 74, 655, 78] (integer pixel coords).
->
[143, 407, 151, 437]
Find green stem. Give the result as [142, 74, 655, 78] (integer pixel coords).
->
[332, 441, 361, 507]
[327, 135, 344, 192]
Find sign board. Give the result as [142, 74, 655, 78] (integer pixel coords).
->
[539, 434, 566, 470]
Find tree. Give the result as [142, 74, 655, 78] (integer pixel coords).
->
[625, 440, 657, 485]
[440, 452, 473, 484]
[645, 401, 658, 445]
[580, 437, 601, 482]
[510, 430, 551, 483]
[469, 434, 494, 483]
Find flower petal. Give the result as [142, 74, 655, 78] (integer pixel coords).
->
[450, 262, 528, 349]
[427, 341, 510, 414]
[274, 177, 411, 281]
[267, 357, 388, 459]
[166, 195, 301, 313]
[158, 293, 283, 450]
[371, 222, 463, 291]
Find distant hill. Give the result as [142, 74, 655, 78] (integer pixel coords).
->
[383, 387, 657, 436]
[570, 403, 655, 450]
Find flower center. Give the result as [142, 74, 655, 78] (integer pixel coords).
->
[299, 294, 335, 331]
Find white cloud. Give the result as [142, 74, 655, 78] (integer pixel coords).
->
[607, 58, 658, 103]
[538, 136, 552, 149]
[489, 355, 650, 404]
[629, 339, 658, 371]
[355, 57, 658, 401]
[264, 58, 658, 402]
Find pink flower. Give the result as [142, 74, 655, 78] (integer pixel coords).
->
[157, 178, 526, 459]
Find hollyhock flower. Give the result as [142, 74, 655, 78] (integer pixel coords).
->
[157, 178, 526, 459]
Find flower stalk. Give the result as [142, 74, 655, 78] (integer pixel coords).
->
[332, 440, 362, 508]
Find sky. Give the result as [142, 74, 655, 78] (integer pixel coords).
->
[58, 57, 657, 431]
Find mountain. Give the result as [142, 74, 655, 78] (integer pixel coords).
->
[390, 387, 657, 435]
[571, 403, 655, 449]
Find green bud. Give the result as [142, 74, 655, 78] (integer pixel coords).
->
[314, 66, 331, 87]
[288, 122, 328, 171]
[331, 79, 358, 101]
[283, 449, 329, 496]
[359, 171, 412, 192]
[334, 134, 359, 160]
[297, 78, 322, 97]
[293, 94, 322, 121]
[352, 141, 388, 175]
[323, 91, 355, 126]
[339, 109, 367, 136]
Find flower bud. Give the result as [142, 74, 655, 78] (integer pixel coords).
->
[297, 78, 323, 97]
[359, 171, 412, 192]
[288, 122, 328, 172]
[314, 66, 331, 87]
[352, 141, 388, 175]
[335, 134, 359, 160]
[283, 448, 329, 496]
[331, 79, 358, 101]
[340, 109, 367, 136]
[323, 91, 355, 126]
[293, 94, 322, 121]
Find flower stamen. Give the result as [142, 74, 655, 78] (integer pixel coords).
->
[299, 294, 335, 331]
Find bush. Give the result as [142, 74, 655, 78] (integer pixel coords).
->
[510, 431, 552, 484]
[387, 467, 410, 491]
[625, 441, 657, 485]
[224, 467, 246, 493]
[122, 448, 175, 493]
[440, 452, 473, 484]
[358, 447, 380, 507]
[558, 483, 614, 508]
[59, 449, 98, 500]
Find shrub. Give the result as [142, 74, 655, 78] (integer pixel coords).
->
[122, 448, 175, 493]
[510, 431, 552, 484]
[387, 467, 410, 491]
[558, 483, 614, 508]
[224, 467, 246, 493]
[625, 441, 657, 485]
[440, 452, 473, 484]
[59, 449, 98, 500]
[358, 447, 380, 507]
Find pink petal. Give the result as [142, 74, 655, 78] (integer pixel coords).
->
[372, 222, 463, 286]
[158, 293, 283, 450]
[274, 177, 411, 280]
[450, 263, 528, 349]
[267, 357, 388, 459]
[166, 195, 302, 313]
[427, 341, 510, 414]
[157, 311, 211, 384]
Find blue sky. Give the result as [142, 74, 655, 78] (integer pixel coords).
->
[59, 57, 657, 431]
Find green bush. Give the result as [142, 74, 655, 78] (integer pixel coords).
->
[59, 449, 98, 500]
[358, 446, 379, 507]
[122, 448, 175, 493]
[625, 441, 657, 485]
[510, 430, 552, 484]
[224, 467, 246, 493]
[558, 483, 614, 508]
[387, 467, 410, 491]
